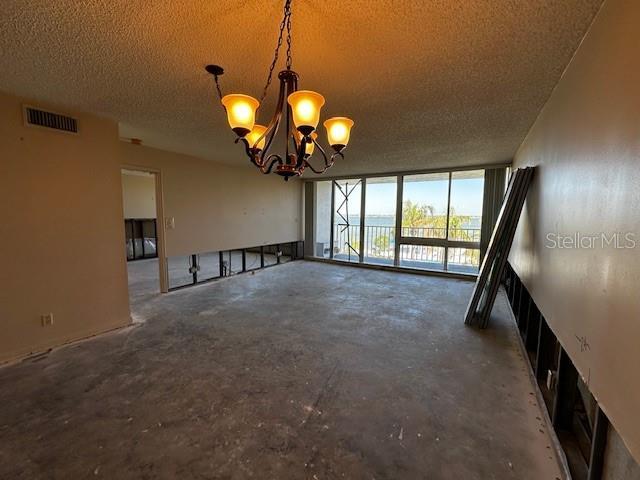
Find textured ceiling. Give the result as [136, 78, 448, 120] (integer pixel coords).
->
[0, 0, 602, 176]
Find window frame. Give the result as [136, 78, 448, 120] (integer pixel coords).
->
[396, 171, 482, 272]
[308, 164, 509, 276]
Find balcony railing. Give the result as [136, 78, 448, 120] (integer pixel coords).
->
[330, 224, 481, 270]
[399, 226, 481, 242]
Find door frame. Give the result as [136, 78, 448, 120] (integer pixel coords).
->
[121, 164, 169, 293]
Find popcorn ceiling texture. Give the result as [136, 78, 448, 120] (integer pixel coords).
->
[0, 0, 602, 176]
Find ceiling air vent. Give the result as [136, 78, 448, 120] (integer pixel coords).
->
[23, 106, 78, 134]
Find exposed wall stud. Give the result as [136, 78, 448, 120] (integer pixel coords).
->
[587, 406, 609, 480]
[552, 348, 579, 431]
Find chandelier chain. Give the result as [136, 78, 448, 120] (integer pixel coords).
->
[260, 0, 293, 103]
[213, 74, 223, 101]
[285, 0, 292, 70]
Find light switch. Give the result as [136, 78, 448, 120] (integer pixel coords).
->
[165, 217, 175, 229]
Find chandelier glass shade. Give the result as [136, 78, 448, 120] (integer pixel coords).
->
[324, 117, 355, 150]
[246, 124, 268, 151]
[287, 90, 325, 134]
[205, 0, 353, 180]
[221, 94, 260, 137]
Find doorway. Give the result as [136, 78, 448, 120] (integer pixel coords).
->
[121, 167, 167, 301]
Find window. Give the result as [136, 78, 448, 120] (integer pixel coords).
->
[314, 181, 332, 258]
[446, 170, 484, 273]
[401, 173, 449, 239]
[398, 170, 484, 273]
[364, 177, 397, 265]
[447, 247, 480, 274]
[399, 245, 445, 270]
[448, 170, 483, 242]
[310, 168, 501, 275]
[333, 179, 362, 263]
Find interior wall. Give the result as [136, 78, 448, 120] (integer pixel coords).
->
[119, 142, 303, 258]
[603, 429, 640, 480]
[121, 172, 156, 219]
[0, 92, 131, 363]
[509, 0, 640, 463]
[0, 89, 303, 362]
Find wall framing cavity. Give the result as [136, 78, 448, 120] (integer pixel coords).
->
[166, 241, 304, 291]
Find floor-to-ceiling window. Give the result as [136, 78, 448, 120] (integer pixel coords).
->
[363, 177, 397, 265]
[398, 173, 450, 270]
[310, 167, 503, 275]
[314, 180, 332, 258]
[446, 170, 484, 273]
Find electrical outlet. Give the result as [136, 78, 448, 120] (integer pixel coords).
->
[41, 313, 54, 327]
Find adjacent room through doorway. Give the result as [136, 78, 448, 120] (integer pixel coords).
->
[121, 168, 160, 302]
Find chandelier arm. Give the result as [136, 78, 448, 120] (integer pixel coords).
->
[314, 138, 333, 170]
[238, 138, 263, 167]
[303, 140, 344, 174]
[302, 143, 329, 174]
[302, 159, 325, 175]
[260, 154, 285, 174]
[257, 107, 282, 165]
[294, 135, 309, 169]
[241, 139, 283, 174]
[257, 70, 290, 165]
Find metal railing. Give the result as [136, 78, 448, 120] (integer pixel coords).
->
[332, 224, 481, 267]
[400, 226, 481, 242]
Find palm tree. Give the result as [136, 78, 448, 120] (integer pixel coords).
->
[373, 234, 391, 252]
[402, 201, 474, 240]
[401, 201, 476, 262]
[402, 200, 436, 237]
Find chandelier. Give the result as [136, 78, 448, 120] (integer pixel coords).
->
[205, 0, 354, 181]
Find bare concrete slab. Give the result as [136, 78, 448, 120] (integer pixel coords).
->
[126, 257, 160, 303]
[0, 261, 562, 479]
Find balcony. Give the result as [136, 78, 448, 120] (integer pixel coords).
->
[328, 224, 481, 274]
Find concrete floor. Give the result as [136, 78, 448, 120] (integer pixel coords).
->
[0, 261, 562, 479]
[126, 258, 161, 304]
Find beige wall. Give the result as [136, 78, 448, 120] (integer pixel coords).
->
[119, 143, 303, 258]
[0, 90, 303, 363]
[510, 0, 640, 462]
[0, 92, 131, 363]
[121, 172, 156, 219]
